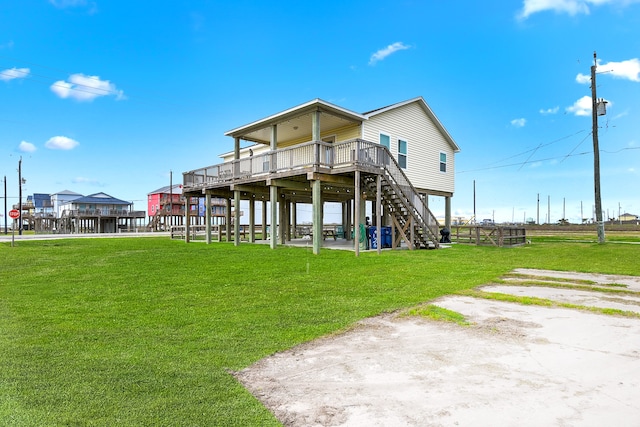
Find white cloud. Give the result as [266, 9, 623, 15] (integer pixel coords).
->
[576, 58, 640, 83]
[517, 0, 640, 20]
[49, 0, 97, 13]
[50, 73, 125, 101]
[0, 67, 30, 82]
[72, 176, 104, 186]
[601, 58, 640, 82]
[511, 118, 527, 127]
[566, 96, 612, 116]
[45, 136, 80, 150]
[50, 0, 87, 6]
[566, 96, 592, 116]
[540, 106, 559, 115]
[369, 42, 411, 65]
[19, 141, 37, 153]
[576, 73, 591, 84]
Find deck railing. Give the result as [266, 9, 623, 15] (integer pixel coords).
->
[183, 139, 386, 187]
[183, 138, 440, 241]
[61, 209, 146, 217]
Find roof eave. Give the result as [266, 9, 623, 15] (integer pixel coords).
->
[364, 96, 461, 153]
[224, 98, 366, 139]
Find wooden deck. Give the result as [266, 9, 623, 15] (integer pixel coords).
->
[182, 138, 442, 253]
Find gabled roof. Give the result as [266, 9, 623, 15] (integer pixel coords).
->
[225, 98, 367, 145]
[149, 184, 183, 196]
[223, 96, 460, 153]
[52, 189, 83, 196]
[69, 192, 131, 205]
[364, 96, 460, 152]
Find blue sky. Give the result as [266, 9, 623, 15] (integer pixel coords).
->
[1, 0, 639, 224]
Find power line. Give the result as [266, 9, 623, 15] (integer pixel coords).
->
[484, 130, 587, 168]
[457, 151, 592, 174]
[560, 131, 593, 163]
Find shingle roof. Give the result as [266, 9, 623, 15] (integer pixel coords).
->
[70, 192, 131, 205]
[148, 184, 183, 195]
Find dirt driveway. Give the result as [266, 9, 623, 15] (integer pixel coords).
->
[236, 269, 640, 426]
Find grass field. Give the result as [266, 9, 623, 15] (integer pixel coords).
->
[2, 236, 639, 426]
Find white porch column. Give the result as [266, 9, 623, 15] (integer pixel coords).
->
[312, 179, 322, 255]
[185, 196, 191, 243]
[225, 198, 232, 242]
[249, 198, 255, 243]
[376, 175, 382, 255]
[291, 202, 297, 238]
[270, 125, 277, 150]
[262, 200, 267, 240]
[270, 124, 278, 249]
[312, 110, 321, 141]
[205, 193, 211, 244]
[354, 170, 360, 257]
[270, 188, 278, 249]
[234, 190, 241, 246]
[445, 196, 451, 230]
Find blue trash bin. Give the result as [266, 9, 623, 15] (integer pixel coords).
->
[381, 226, 392, 248]
[369, 226, 378, 249]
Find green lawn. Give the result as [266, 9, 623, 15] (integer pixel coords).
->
[1, 237, 639, 426]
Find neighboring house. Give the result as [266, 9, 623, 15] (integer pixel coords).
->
[147, 184, 229, 230]
[183, 97, 460, 254]
[51, 190, 83, 218]
[33, 193, 54, 215]
[148, 184, 185, 219]
[619, 213, 639, 223]
[57, 192, 146, 233]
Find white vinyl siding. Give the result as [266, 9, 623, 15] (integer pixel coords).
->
[362, 101, 456, 194]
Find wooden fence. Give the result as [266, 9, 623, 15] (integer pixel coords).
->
[451, 226, 527, 247]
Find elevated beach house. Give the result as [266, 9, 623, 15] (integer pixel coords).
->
[182, 96, 460, 255]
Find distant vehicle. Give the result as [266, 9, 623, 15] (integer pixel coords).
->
[481, 219, 495, 226]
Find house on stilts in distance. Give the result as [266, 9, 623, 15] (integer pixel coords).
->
[182, 96, 460, 255]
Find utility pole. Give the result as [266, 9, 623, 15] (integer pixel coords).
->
[591, 51, 606, 243]
[547, 195, 550, 225]
[18, 157, 23, 235]
[169, 170, 173, 227]
[618, 202, 621, 225]
[536, 193, 540, 225]
[3, 176, 6, 234]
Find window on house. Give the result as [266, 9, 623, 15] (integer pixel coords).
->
[380, 133, 390, 149]
[398, 139, 407, 169]
[440, 152, 447, 172]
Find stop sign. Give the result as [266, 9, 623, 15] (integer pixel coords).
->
[9, 209, 20, 219]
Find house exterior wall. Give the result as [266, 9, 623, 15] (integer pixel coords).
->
[52, 193, 82, 217]
[148, 193, 161, 216]
[362, 101, 455, 195]
[220, 123, 362, 163]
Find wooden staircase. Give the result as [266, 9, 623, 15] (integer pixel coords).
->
[361, 150, 440, 249]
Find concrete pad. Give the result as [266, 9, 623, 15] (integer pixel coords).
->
[236, 270, 640, 426]
[479, 284, 640, 314]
